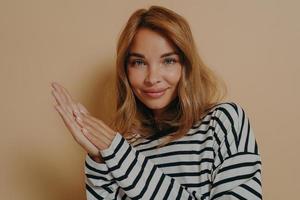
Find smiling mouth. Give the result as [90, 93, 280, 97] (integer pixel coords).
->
[143, 89, 167, 98]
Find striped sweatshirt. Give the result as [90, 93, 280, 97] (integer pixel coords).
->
[84, 102, 263, 199]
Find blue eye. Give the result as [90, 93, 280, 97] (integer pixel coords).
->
[164, 58, 177, 65]
[130, 59, 145, 67]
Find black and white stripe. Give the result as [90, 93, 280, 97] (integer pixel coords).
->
[84, 102, 262, 199]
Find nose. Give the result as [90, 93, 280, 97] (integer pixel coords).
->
[144, 64, 161, 85]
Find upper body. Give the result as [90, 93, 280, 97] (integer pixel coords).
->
[51, 5, 263, 200]
[85, 102, 262, 199]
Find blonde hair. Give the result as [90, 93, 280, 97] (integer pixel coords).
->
[111, 5, 227, 147]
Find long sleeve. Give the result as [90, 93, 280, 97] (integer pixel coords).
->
[84, 101, 263, 199]
[85, 154, 119, 199]
[210, 103, 263, 199]
[99, 132, 198, 200]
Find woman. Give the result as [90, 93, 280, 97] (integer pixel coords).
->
[51, 5, 262, 200]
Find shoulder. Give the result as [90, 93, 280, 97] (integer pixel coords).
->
[210, 101, 243, 118]
[207, 101, 247, 129]
[208, 101, 259, 155]
[196, 101, 253, 147]
[190, 101, 248, 142]
[192, 101, 246, 131]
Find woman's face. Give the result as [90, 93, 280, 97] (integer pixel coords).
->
[126, 28, 182, 117]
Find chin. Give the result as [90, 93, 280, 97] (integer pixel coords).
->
[145, 104, 168, 110]
[141, 100, 166, 109]
[141, 98, 174, 111]
[134, 91, 178, 112]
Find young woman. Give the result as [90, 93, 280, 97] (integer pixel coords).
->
[51, 5, 262, 200]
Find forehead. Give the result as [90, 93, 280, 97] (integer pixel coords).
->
[129, 28, 177, 57]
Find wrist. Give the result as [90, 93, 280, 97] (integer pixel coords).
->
[104, 131, 117, 149]
[93, 156, 104, 163]
[88, 153, 104, 163]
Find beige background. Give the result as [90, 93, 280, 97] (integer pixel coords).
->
[1, 0, 299, 199]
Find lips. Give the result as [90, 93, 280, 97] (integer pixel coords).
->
[143, 88, 167, 98]
[144, 88, 167, 93]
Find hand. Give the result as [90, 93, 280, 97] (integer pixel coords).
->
[51, 82, 116, 158]
[73, 105, 117, 150]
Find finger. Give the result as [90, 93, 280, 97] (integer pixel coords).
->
[54, 103, 101, 155]
[56, 105, 79, 129]
[52, 83, 79, 114]
[74, 113, 95, 130]
[70, 102, 82, 118]
[74, 113, 102, 140]
[82, 128, 98, 148]
[80, 111, 102, 124]
[54, 105, 67, 122]
[77, 103, 90, 114]
[78, 114, 113, 142]
[54, 105, 76, 130]
[51, 89, 62, 106]
[56, 83, 80, 115]
[51, 83, 80, 116]
[52, 90, 73, 114]
[52, 82, 68, 103]
[56, 84, 83, 118]
[60, 84, 76, 104]
[82, 127, 111, 150]
[72, 102, 88, 120]
[53, 89, 74, 114]
[74, 114, 84, 128]
[80, 114, 103, 134]
[72, 103, 89, 127]
[54, 104, 82, 139]
[80, 112, 112, 135]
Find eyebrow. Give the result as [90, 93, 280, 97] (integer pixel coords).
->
[127, 51, 179, 59]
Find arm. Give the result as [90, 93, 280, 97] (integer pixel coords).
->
[85, 154, 119, 199]
[51, 82, 118, 199]
[85, 134, 198, 199]
[209, 103, 262, 199]
[98, 132, 198, 200]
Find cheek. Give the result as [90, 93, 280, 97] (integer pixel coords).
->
[165, 66, 182, 84]
[127, 69, 144, 88]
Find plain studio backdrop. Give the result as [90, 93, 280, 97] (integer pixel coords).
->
[0, 0, 299, 199]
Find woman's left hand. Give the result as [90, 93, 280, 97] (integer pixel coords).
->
[74, 105, 117, 151]
[51, 82, 116, 152]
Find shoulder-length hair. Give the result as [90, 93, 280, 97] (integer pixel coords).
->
[111, 5, 227, 147]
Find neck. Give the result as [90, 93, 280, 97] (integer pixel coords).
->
[152, 108, 164, 120]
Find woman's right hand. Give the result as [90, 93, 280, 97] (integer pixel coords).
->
[51, 82, 104, 162]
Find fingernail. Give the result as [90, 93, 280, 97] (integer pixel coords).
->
[82, 128, 88, 134]
[76, 116, 82, 122]
[73, 110, 79, 116]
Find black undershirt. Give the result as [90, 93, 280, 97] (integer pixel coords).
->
[146, 125, 179, 140]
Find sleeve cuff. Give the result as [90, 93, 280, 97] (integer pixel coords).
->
[85, 154, 115, 187]
[85, 153, 109, 173]
[100, 132, 124, 160]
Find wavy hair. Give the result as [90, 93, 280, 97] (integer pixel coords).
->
[111, 5, 227, 147]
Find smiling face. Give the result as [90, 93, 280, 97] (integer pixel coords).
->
[126, 28, 182, 118]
